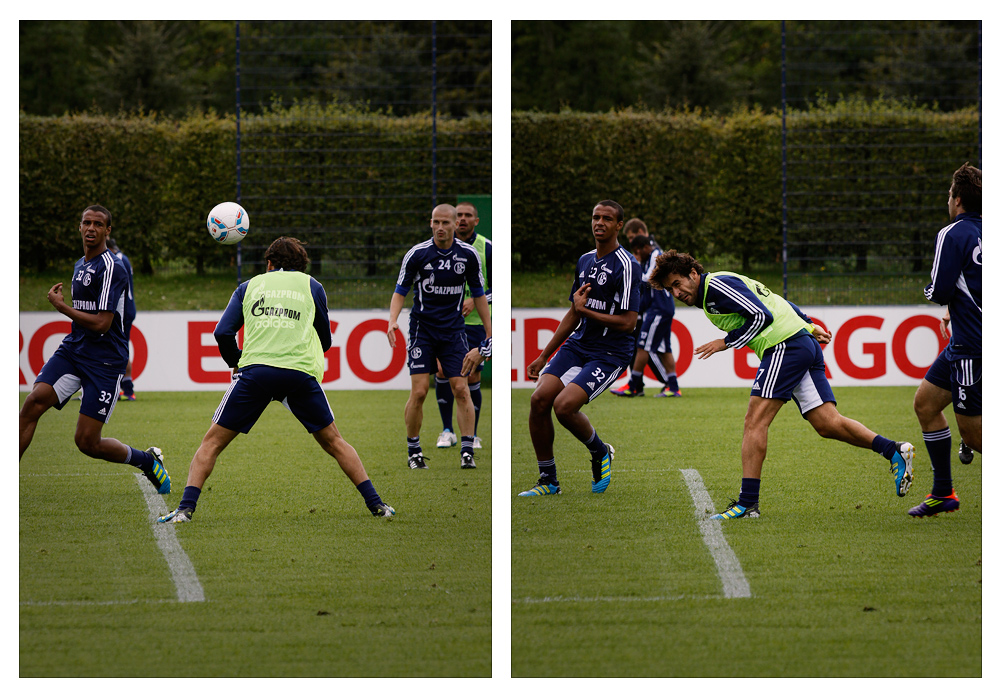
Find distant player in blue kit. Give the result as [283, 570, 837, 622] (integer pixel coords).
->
[650, 250, 915, 520]
[519, 200, 640, 497]
[158, 237, 394, 523]
[107, 238, 137, 400]
[611, 229, 682, 398]
[434, 201, 492, 451]
[388, 204, 493, 471]
[909, 162, 982, 518]
[18, 205, 170, 494]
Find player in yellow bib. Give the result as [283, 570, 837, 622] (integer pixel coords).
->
[158, 237, 394, 523]
[650, 250, 914, 520]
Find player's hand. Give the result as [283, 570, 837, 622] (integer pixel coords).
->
[811, 324, 832, 344]
[939, 313, 951, 339]
[461, 298, 475, 317]
[462, 347, 484, 376]
[46, 283, 65, 309]
[386, 321, 399, 348]
[572, 283, 591, 312]
[526, 355, 546, 381]
[694, 338, 728, 360]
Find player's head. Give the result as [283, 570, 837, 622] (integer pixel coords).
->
[629, 234, 652, 262]
[649, 249, 705, 306]
[592, 200, 624, 243]
[594, 200, 624, 223]
[82, 204, 112, 228]
[455, 201, 479, 241]
[107, 237, 119, 252]
[264, 237, 309, 272]
[949, 162, 981, 217]
[430, 204, 458, 246]
[623, 217, 647, 242]
[79, 205, 112, 253]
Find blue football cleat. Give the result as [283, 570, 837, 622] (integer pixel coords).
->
[518, 482, 561, 497]
[142, 446, 170, 494]
[890, 442, 915, 497]
[158, 507, 193, 524]
[591, 443, 614, 493]
[710, 500, 760, 520]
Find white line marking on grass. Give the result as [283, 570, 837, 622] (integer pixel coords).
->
[512, 594, 720, 604]
[680, 469, 752, 599]
[134, 474, 205, 603]
[20, 472, 131, 477]
[20, 598, 179, 607]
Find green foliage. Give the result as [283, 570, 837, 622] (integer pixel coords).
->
[20, 389, 492, 676]
[512, 103, 978, 273]
[19, 107, 490, 275]
[511, 387, 981, 677]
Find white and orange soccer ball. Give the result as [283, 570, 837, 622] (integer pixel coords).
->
[206, 202, 250, 245]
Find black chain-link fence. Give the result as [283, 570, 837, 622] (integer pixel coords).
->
[781, 20, 981, 304]
[235, 20, 491, 308]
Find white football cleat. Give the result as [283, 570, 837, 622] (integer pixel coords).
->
[436, 429, 457, 448]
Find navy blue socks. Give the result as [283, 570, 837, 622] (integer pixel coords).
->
[739, 478, 761, 507]
[922, 427, 953, 496]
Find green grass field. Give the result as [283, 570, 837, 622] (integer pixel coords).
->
[510, 386, 981, 677]
[20, 389, 491, 677]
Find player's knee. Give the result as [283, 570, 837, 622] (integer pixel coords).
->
[552, 398, 580, 423]
[529, 390, 553, 415]
[74, 432, 102, 458]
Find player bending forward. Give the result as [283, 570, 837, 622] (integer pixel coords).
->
[159, 237, 394, 523]
[650, 250, 915, 520]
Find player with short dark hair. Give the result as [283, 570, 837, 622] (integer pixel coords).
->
[434, 201, 492, 451]
[650, 249, 915, 520]
[908, 162, 982, 517]
[158, 236, 394, 522]
[388, 204, 492, 470]
[611, 230, 682, 398]
[519, 200, 640, 496]
[19, 205, 170, 494]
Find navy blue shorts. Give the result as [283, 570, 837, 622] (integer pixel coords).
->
[539, 341, 629, 403]
[751, 333, 836, 416]
[924, 349, 982, 417]
[213, 365, 334, 434]
[34, 346, 123, 424]
[407, 320, 470, 377]
[465, 324, 488, 373]
[638, 311, 673, 354]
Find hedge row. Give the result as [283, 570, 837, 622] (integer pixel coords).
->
[511, 103, 979, 272]
[19, 106, 492, 274]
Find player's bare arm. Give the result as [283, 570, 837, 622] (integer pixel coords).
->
[472, 294, 492, 337]
[939, 308, 951, 339]
[387, 292, 406, 348]
[527, 306, 580, 381]
[47, 283, 114, 334]
[811, 324, 832, 344]
[694, 338, 728, 360]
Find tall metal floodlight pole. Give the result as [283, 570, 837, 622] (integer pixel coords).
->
[431, 20, 438, 208]
[780, 20, 788, 299]
[235, 21, 243, 285]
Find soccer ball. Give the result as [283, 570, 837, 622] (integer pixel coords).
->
[206, 202, 249, 245]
